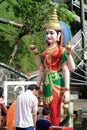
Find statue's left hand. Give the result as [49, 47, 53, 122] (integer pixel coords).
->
[66, 45, 74, 55]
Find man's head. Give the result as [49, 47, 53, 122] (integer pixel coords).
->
[28, 84, 39, 95]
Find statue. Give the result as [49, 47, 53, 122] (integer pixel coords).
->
[30, 9, 75, 126]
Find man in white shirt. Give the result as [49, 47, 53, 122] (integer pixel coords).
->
[15, 84, 39, 130]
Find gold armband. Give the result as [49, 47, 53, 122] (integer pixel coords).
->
[34, 52, 39, 55]
[65, 88, 70, 91]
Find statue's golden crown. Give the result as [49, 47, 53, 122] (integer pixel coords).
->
[46, 9, 61, 30]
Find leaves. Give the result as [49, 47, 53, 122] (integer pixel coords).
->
[13, 0, 54, 34]
[57, 2, 76, 26]
[0, 0, 76, 73]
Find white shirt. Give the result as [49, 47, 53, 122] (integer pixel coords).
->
[15, 90, 38, 128]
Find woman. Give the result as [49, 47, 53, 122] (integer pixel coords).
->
[0, 87, 7, 129]
[30, 9, 75, 126]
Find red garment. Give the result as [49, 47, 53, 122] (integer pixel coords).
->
[0, 97, 4, 126]
[49, 126, 72, 130]
[6, 101, 16, 130]
[49, 91, 64, 126]
[42, 47, 63, 71]
[41, 47, 67, 126]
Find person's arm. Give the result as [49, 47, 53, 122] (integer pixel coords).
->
[33, 48, 41, 69]
[62, 64, 70, 102]
[30, 44, 41, 69]
[1, 103, 7, 128]
[37, 65, 44, 87]
[2, 103, 7, 115]
[32, 96, 38, 130]
[33, 110, 37, 127]
[66, 45, 75, 72]
[67, 54, 75, 72]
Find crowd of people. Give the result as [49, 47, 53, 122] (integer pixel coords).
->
[0, 84, 51, 130]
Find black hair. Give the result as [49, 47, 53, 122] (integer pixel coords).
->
[27, 84, 39, 91]
[42, 107, 51, 116]
[0, 87, 3, 97]
[46, 29, 62, 47]
[55, 30, 61, 35]
[55, 29, 62, 45]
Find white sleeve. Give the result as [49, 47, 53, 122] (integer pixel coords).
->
[32, 96, 38, 112]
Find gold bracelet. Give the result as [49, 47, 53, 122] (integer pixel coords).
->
[65, 88, 70, 91]
[34, 52, 39, 55]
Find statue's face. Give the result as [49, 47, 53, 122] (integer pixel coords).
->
[46, 29, 58, 44]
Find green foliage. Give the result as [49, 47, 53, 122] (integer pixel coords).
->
[57, 2, 76, 27]
[11, 31, 45, 73]
[0, 24, 20, 61]
[12, 0, 76, 33]
[13, 0, 55, 34]
[0, 0, 76, 74]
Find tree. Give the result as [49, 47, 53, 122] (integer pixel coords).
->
[0, 0, 76, 73]
[7, 0, 55, 64]
[7, 0, 75, 64]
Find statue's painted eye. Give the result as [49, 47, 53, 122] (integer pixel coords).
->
[46, 32, 48, 35]
[46, 30, 55, 35]
[50, 31, 54, 35]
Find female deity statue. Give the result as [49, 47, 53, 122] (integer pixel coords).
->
[30, 9, 75, 126]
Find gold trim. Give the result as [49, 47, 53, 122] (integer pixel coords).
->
[46, 9, 61, 30]
[43, 96, 53, 104]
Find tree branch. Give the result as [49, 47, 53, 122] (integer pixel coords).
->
[0, 18, 23, 28]
[0, 0, 5, 4]
[0, 62, 28, 79]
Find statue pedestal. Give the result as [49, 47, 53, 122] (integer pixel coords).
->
[49, 126, 73, 130]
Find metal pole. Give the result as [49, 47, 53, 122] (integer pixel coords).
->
[80, 0, 87, 98]
[80, 0, 85, 48]
[71, 0, 73, 11]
